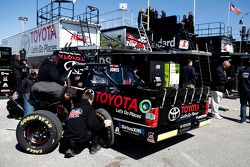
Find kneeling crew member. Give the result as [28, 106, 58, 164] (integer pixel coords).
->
[63, 89, 112, 158]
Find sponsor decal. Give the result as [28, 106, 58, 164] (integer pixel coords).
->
[64, 61, 79, 72]
[26, 148, 43, 154]
[126, 33, 146, 50]
[116, 108, 141, 119]
[58, 53, 86, 62]
[70, 32, 88, 43]
[180, 122, 191, 129]
[3, 76, 8, 81]
[99, 56, 111, 64]
[181, 104, 200, 114]
[75, 76, 81, 81]
[168, 107, 181, 122]
[1, 72, 9, 75]
[95, 91, 138, 112]
[180, 112, 199, 119]
[153, 37, 175, 48]
[30, 44, 57, 54]
[0, 89, 10, 92]
[147, 132, 155, 143]
[2, 83, 8, 88]
[21, 115, 52, 128]
[29, 24, 57, 55]
[242, 72, 249, 78]
[119, 124, 145, 136]
[77, 82, 83, 87]
[179, 40, 189, 49]
[196, 114, 207, 119]
[30, 24, 56, 43]
[179, 122, 192, 132]
[221, 40, 234, 53]
[95, 91, 151, 115]
[115, 127, 121, 135]
[139, 100, 152, 114]
[69, 108, 82, 118]
[110, 67, 119, 72]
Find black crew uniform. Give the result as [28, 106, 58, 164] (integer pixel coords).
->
[211, 66, 228, 92]
[183, 65, 196, 86]
[238, 67, 250, 101]
[12, 59, 26, 93]
[37, 59, 64, 85]
[63, 100, 104, 151]
[30, 81, 70, 112]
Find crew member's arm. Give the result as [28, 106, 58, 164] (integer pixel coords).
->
[217, 68, 228, 84]
[191, 67, 196, 79]
[87, 108, 105, 131]
[13, 61, 24, 70]
[86, 108, 112, 131]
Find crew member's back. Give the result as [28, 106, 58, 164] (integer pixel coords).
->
[37, 55, 64, 85]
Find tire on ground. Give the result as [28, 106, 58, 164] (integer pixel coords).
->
[96, 108, 114, 148]
[16, 110, 62, 154]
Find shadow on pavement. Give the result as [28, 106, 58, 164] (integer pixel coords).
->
[222, 115, 240, 123]
[111, 133, 194, 160]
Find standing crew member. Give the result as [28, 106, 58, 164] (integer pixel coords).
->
[37, 54, 65, 86]
[183, 59, 196, 88]
[210, 60, 231, 119]
[12, 54, 28, 94]
[138, 8, 145, 29]
[238, 60, 250, 123]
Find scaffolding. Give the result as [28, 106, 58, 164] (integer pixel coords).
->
[195, 22, 232, 37]
[37, 0, 99, 27]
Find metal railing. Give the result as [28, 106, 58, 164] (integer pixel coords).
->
[99, 9, 137, 29]
[37, 1, 99, 27]
[195, 22, 232, 37]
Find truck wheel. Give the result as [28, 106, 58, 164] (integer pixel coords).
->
[16, 110, 62, 154]
[96, 108, 114, 148]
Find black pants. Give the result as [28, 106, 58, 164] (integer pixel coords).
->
[14, 77, 23, 94]
[60, 131, 99, 154]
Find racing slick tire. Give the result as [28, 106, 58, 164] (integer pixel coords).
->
[16, 110, 62, 154]
[96, 108, 114, 148]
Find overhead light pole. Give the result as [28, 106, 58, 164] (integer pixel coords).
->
[147, 0, 150, 31]
[18, 16, 28, 32]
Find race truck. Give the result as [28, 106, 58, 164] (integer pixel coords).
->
[16, 63, 210, 154]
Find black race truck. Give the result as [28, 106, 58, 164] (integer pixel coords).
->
[16, 63, 210, 154]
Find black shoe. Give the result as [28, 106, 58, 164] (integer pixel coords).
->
[89, 145, 101, 155]
[7, 114, 16, 119]
[65, 149, 75, 158]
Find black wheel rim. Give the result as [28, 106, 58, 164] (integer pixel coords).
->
[24, 121, 50, 146]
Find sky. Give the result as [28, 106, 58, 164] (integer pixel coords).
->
[0, 0, 250, 44]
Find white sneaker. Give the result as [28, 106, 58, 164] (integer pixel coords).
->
[213, 114, 223, 120]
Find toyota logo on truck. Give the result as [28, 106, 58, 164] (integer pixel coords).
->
[168, 107, 181, 122]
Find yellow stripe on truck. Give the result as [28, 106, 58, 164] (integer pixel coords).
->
[199, 119, 211, 128]
[157, 130, 178, 142]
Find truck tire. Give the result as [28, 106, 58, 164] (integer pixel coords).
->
[16, 110, 62, 154]
[96, 108, 114, 148]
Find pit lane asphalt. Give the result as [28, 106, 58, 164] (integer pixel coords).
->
[0, 97, 249, 167]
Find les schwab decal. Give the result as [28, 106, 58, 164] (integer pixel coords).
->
[95, 91, 151, 119]
[115, 124, 145, 136]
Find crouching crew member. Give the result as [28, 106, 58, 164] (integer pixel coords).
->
[63, 89, 112, 158]
[27, 81, 76, 114]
